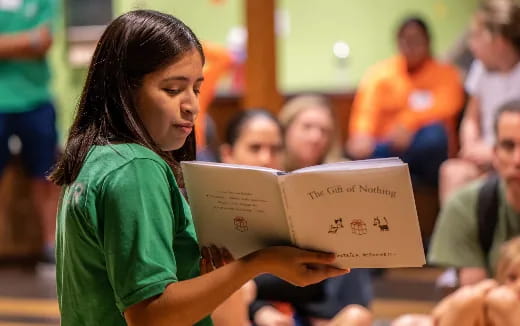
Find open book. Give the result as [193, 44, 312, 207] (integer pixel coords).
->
[181, 158, 425, 268]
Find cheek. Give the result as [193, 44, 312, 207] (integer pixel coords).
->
[234, 146, 255, 162]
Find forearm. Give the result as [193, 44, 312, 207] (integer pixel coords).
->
[126, 257, 260, 326]
[125, 246, 345, 325]
[460, 118, 481, 148]
[460, 97, 481, 149]
[0, 28, 51, 59]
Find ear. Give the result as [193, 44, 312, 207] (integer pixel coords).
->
[220, 144, 234, 164]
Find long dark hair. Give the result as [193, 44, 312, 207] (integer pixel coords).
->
[224, 109, 282, 146]
[50, 10, 204, 186]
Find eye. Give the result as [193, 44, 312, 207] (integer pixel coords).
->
[499, 140, 515, 152]
[193, 88, 201, 96]
[508, 273, 518, 282]
[249, 144, 261, 153]
[164, 88, 182, 96]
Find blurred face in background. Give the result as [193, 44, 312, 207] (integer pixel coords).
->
[220, 116, 283, 169]
[284, 106, 334, 168]
[398, 22, 430, 71]
[468, 13, 504, 71]
[493, 111, 520, 193]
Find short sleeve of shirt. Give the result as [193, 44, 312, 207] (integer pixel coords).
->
[100, 158, 178, 313]
[428, 181, 486, 268]
[465, 60, 485, 96]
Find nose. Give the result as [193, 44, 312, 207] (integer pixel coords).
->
[181, 96, 199, 120]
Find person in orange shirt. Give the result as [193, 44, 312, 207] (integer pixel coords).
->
[196, 42, 234, 161]
[346, 17, 464, 186]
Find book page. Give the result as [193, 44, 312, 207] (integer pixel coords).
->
[293, 157, 403, 173]
[280, 164, 425, 268]
[181, 161, 292, 259]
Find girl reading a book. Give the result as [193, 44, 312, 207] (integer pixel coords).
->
[49, 10, 349, 326]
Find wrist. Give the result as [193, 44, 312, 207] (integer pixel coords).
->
[239, 249, 271, 277]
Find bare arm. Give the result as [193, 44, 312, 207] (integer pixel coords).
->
[124, 247, 348, 326]
[0, 25, 52, 59]
[459, 267, 488, 286]
[459, 96, 482, 150]
[432, 279, 497, 326]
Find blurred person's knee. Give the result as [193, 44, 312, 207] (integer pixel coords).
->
[330, 304, 372, 326]
[391, 314, 433, 326]
[485, 285, 518, 312]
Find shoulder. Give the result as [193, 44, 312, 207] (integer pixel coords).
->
[442, 179, 482, 212]
[430, 60, 461, 79]
[87, 144, 169, 172]
[436, 179, 483, 227]
[361, 57, 402, 82]
[81, 144, 175, 192]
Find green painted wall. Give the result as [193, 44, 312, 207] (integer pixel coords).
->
[49, 0, 478, 138]
[278, 0, 479, 92]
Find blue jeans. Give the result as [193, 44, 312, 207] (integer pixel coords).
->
[372, 123, 448, 187]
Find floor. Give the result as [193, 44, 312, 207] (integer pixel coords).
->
[0, 264, 444, 326]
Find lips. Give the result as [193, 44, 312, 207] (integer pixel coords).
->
[174, 122, 194, 134]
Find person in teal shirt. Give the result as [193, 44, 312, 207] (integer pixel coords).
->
[49, 10, 349, 326]
[0, 0, 58, 262]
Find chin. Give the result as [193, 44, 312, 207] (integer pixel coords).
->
[160, 142, 185, 152]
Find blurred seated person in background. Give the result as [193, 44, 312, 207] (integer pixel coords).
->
[215, 108, 284, 326]
[439, 0, 520, 202]
[246, 96, 373, 326]
[280, 95, 343, 172]
[220, 109, 284, 169]
[347, 16, 464, 187]
[429, 100, 520, 287]
[344, 236, 520, 326]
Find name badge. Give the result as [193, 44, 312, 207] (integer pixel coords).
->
[408, 90, 433, 112]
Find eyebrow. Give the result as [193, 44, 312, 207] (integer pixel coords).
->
[162, 76, 204, 83]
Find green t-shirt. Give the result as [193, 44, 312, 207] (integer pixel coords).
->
[56, 143, 212, 326]
[428, 178, 520, 276]
[0, 0, 56, 111]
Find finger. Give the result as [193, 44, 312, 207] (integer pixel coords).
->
[304, 265, 349, 282]
[296, 250, 336, 264]
[210, 245, 226, 268]
[323, 266, 350, 277]
[473, 279, 498, 296]
[220, 247, 235, 264]
[200, 257, 212, 274]
[201, 247, 211, 261]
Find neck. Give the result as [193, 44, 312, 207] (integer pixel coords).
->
[406, 57, 430, 74]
